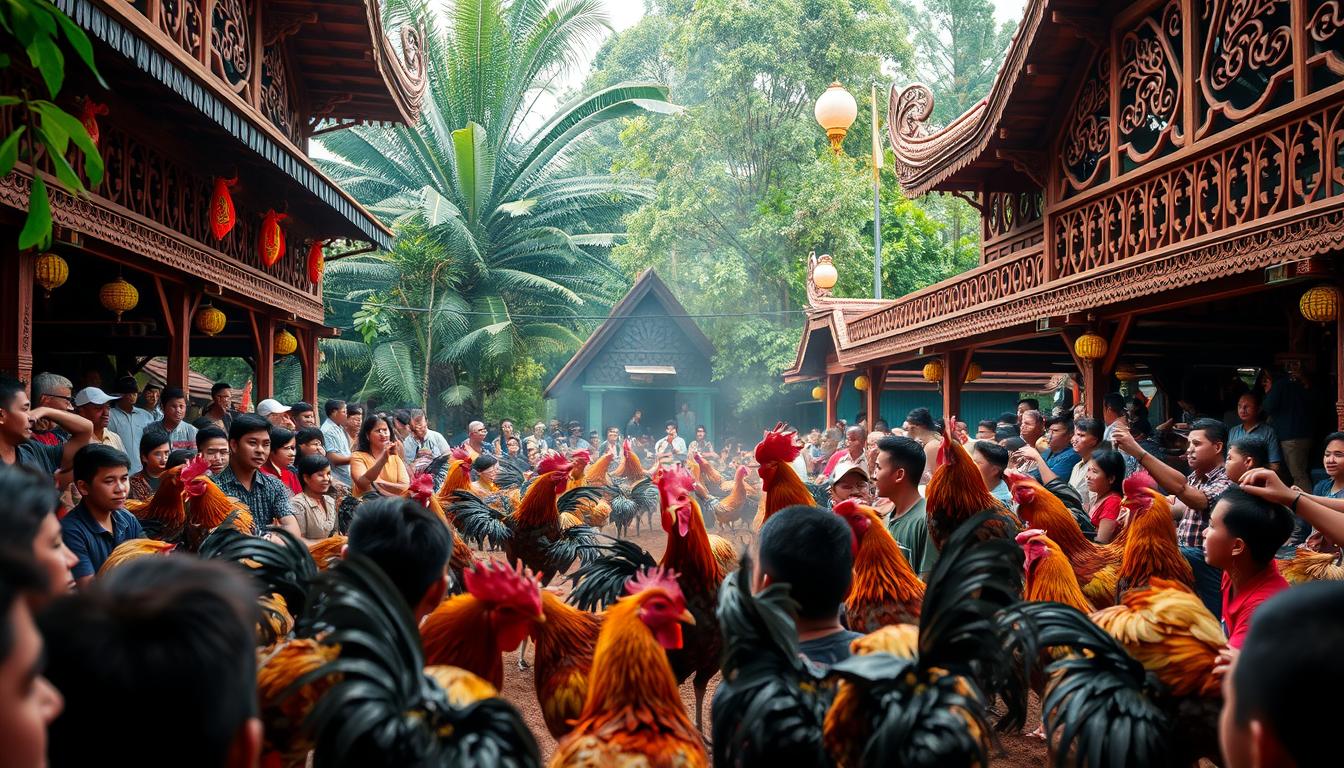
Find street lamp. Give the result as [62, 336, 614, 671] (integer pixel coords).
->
[815, 81, 883, 299]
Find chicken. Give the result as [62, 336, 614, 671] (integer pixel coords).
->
[1006, 469, 1121, 609]
[709, 465, 750, 529]
[562, 454, 611, 529]
[307, 534, 346, 570]
[1017, 529, 1092, 613]
[257, 593, 294, 651]
[609, 477, 658, 538]
[707, 533, 739, 574]
[423, 664, 499, 708]
[432, 447, 473, 509]
[833, 499, 924, 632]
[181, 456, 254, 548]
[691, 451, 723, 488]
[925, 427, 1018, 551]
[293, 553, 541, 765]
[583, 449, 615, 486]
[1279, 547, 1344, 583]
[407, 471, 478, 594]
[1114, 485, 1195, 600]
[256, 637, 341, 767]
[613, 439, 648, 485]
[95, 538, 174, 576]
[549, 569, 704, 768]
[752, 423, 818, 530]
[532, 590, 603, 740]
[199, 524, 317, 621]
[1091, 578, 1225, 698]
[566, 450, 591, 491]
[421, 559, 545, 689]
[124, 463, 187, 541]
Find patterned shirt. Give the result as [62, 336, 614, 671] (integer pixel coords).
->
[215, 465, 295, 535]
[1176, 464, 1232, 548]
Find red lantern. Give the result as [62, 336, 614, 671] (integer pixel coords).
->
[209, 177, 237, 240]
[259, 209, 288, 267]
[79, 99, 108, 147]
[306, 239, 326, 283]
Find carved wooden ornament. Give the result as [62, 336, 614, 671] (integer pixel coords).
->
[210, 177, 238, 240]
[259, 209, 287, 267]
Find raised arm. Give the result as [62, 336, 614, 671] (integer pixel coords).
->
[1112, 422, 1214, 511]
[31, 407, 94, 470]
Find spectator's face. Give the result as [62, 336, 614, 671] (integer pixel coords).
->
[976, 424, 995, 439]
[299, 437, 324, 457]
[201, 437, 230, 474]
[39, 385, 72, 413]
[1202, 500, 1237, 570]
[501, 420, 514, 437]
[142, 388, 160, 409]
[1225, 445, 1254, 483]
[696, 427, 706, 441]
[507, 437, 521, 452]
[830, 471, 869, 503]
[1187, 429, 1223, 472]
[79, 464, 130, 512]
[267, 412, 295, 430]
[1017, 402, 1031, 417]
[1324, 439, 1344, 478]
[846, 430, 864, 452]
[1236, 395, 1259, 424]
[872, 450, 905, 500]
[76, 403, 110, 431]
[1047, 422, 1070, 449]
[305, 466, 332, 494]
[470, 423, 487, 441]
[665, 424, 676, 437]
[1020, 414, 1042, 443]
[213, 389, 231, 410]
[411, 416, 428, 439]
[346, 412, 362, 433]
[32, 511, 77, 597]
[1070, 426, 1098, 455]
[143, 442, 170, 476]
[607, 428, 619, 443]
[329, 404, 347, 425]
[232, 430, 270, 471]
[1085, 459, 1111, 495]
[273, 438, 296, 469]
[0, 390, 35, 442]
[297, 410, 317, 428]
[0, 599, 63, 768]
[633, 411, 641, 421]
[533, 423, 545, 437]
[1124, 403, 1143, 424]
[163, 397, 186, 424]
[969, 449, 999, 490]
[370, 421, 391, 448]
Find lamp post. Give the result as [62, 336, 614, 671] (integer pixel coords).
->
[814, 81, 882, 299]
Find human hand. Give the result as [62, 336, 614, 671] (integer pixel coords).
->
[1013, 444, 1043, 464]
[1109, 422, 1141, 457]
[1212, 646, 1239, 682]
[1239, 468, 1294, 505]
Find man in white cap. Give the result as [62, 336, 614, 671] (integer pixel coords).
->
[829, 456, 872, 505]
[255, 399, 295, 430]
[73, 388, 125, 453]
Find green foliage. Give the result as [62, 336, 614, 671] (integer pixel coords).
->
[910, 0, 1015, 125]
[0, 0, 106, 249]
[482, 357, 546, 428]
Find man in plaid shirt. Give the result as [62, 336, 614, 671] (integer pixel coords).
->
[1113, 418, 1231, 546]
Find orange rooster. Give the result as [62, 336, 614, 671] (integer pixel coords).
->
[691, 451, 723, 488]
[1280, 547, 1344, 583]
[614, 439, 648, 485]
[124, 464, 187, 541]
[532, 590, 603, 740]
[256, 637, 341, 767]
[709, 465, 750, 529]
[407, 471, 478, 592]
[1006, 469, 1121, 609]
[95, 538, 174, 576]
[1091, 577, 1226, 698]
[1017, 529, 1092, 613]
[567, 450, 592, 491]
[753, 423, 817, 530]
[1114, 484, 1195, 600]
[307, 535, 346, 570]
[925, 426, 1017, 551]
[432, 447, 473, 510]
[834, 499, 924, 631]
[181, 455, 254, 548]
[549, 569, 705, 768]
[583, 448, 616, 486]
[420, 559, 545, 689]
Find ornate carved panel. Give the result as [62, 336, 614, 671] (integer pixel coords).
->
[584, 306, 712, 387]
[1197, 0, 1295, 140]
[1119, 0, 1184, 171]
[983, 192, 1044, 262]
[1059, 50, 1111, 199]
[1307, 1, 1344, 91]
[157, 0, 205, 61]
[262, 45, 301, 145]
[211, 0, 253, 100]
[1052, 99, 1344, 278]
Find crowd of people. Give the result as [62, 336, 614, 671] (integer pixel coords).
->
[2, 366, 1344, 767]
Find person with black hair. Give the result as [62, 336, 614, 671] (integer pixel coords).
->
[60, 445, 143, 586]
[993, 423, 1019, 443]
[1115, 416, 1231, 548]
[203, 381, 235, 431]
[108, 376, 155, 474]
[1220, 582, 1344, 768]
[150, 386, 197, 451]
[0, 550, 64, 767]
[1015, 414, 1081, 486]
[128, 428, 170, 502]
[654, 420, 687, 465]
[975, 419, 996, 440]
[352, 414, 410, 497]
[753, 504, 859, 667]
[344, 497, 451, 621]
[970, 441, 1014, 511]
[39, 557, 262, 767]
[901, 408, 942, 485]
[290, 453, 337, 542]
[0, 377, 94, 478]
[320, 399, 353, 487]
[1017, 398, 1040, 420]
[260, 425, 300, 495]
[403, 408, 450, 464]
[165, 449, 195, 469]
[470, 453, 500, 495]
[196, 425, 230, 475]
[1086, 449, 1127, 544]
[1202, 487, 1293, 649]
[0, 465, 78, 602]
[1226, 437, 1270, 484]
[1101, 392, 1127, 441]
[1067, 417, 1105, 507]
[215, 415, 301, 538]
[295, 425, 325, 458]
[873, 435, 936, 578]
[1229, 392, 1282, 472]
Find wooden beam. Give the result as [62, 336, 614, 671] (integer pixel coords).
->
[825, 373, 844, 428]
[0, 248, 34, 386]
[941, 349, 971, 423]
[250, 311, 276, 401]
[865, 364, 889, 429]
[1100, 314, 1133, 375]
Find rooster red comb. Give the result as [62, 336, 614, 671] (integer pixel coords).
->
[1004, 471, 1038, 506]
[625, 567, 684, 603]
[181, 454, 211, 484]
[570, 449, 591, 465]
[450, 446, 470, 462]
[463, 559, 543, 615]
[536, 453, 571, 477]
[832, 498, 861, 517]
[653, 464, 695, 494]
[408, 473, 435, 505]
[1122, 471, 1158, 497]
[754, 422, 801, 465]
[1015, 528, 1047, 545]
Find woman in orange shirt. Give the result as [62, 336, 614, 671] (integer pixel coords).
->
[350, 413, 410, 496]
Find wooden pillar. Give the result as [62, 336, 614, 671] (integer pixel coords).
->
[1081, 358, 1104, 419]
[864, 364, 888, 429]
[154, 278, 192, 389]
[295, 325, 319, 406]
[587, 389, 604, 435]
[250, 312, 275, 401]
[825, 373, 843, 428]
[0, 248, 34, 386]
[941, 350, 970, 423]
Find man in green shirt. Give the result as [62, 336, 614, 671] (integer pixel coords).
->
[873, 434, 937, 579]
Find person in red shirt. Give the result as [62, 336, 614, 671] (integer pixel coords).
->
[1203, 487, 1294, 650]
[258, 425, 300, 496]
[1085, 449, 1125, 544]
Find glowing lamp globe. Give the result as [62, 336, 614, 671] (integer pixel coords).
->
[194, 304, 227, 336]
[274, 328, 298, 356]
[853, 374, 870, 391]
[814, 82, 858, 154]
[1074, 332, 1108, 362]
[964, 362, 982, 383]
[922, 360, 944, 382]
[99, 277, 139, 321]
[34, 252, 68, 297]
[811, 385, 825, 401]
[1300, 285, 1339, 324]
[813, 256, 838, 290]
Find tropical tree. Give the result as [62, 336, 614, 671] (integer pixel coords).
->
[316, 0, 677, 420]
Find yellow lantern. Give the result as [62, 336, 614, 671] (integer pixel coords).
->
[922, 360, 944, 382]
[34, 252, 68, 297]
[1074, 331, 1108, 363]
[99, 276, 138, 320]
[274, 328, 298, 356]
[964, 361, 982, 383]
[194, 303, 227, 336]
[814, 81, 858, 154]
[810, 385, 825, 401]
[1300, 285, 1339, 324]
[1114, 362, 1140, 381]
[813, 254, 838, 290]
[853, 374, 870, 391]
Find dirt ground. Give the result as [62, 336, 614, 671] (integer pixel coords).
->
[477, 523, 1049, 765]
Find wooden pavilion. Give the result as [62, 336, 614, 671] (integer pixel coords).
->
[789, 0, 1344, 433]
[0, 0, 426, 399]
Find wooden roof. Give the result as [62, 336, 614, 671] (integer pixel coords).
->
[544, 269, 714, 398]
[887, 0, 1094, 196]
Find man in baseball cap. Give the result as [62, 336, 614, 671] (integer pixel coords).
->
[829, 456, 871, 504]
[73, 388, 125, 452]
[255, 399, 295, 430]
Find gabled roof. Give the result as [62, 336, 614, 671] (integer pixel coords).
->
[544, 269, 714, 398]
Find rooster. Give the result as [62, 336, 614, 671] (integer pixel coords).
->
[833, 498, 924, 632]
[691, 451, 724, 489]
[925, 425, 1018, 551]
[583, 448, 616, 486]
[1007, 469, 1122, 609]
[431, 447, 473, 508]
[408, 471, 479, 593]
[608, 477, 658, 538]
[1280, 547, 1344, 583]
[549, 569, 704, 768]
[613, 438, 649, 485]
[709, 465, 750, 529]
[1017, 529, 1092, 613]
[124, 464, 187, 541]
[95, 538, 174, 576]
[256, 637, 341, 767]
[752, 423, 819, 530]
[532, 590, 603, 740]
[181, 456, 255, 547]
[1114, 483, 1195, 600]
[421, 559, 545, 689]
[307, 534, 346, 570]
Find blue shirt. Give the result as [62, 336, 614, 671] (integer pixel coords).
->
[108, 405, 154, 474]
[1229, 422, 1283, 464]
[990, 479, 1016, 511]
[321, 418, 353, 486]
[1034, 445, 1081, 482]
[60, 503, 145, 578]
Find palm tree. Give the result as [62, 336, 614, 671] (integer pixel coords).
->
[318, 0, 677, 418]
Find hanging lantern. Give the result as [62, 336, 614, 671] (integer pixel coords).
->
[922, 360, 944, 382]
[1299, 285, 1339, 324]
[274, 327, 298, 356]
[259, 209, 288, 267]
[79, 99, 108, 147]
[854, 374, 870, 391]
[99, 276, 138, 321]
[810, 385, 825, 401]
[34, 252, 68, 297]
[209, 177, 237, 240]
[1074, 331, 1108, 363]
[306, 239, 326, 284]
[194, 303, 227, 336]
[1114, 362, 1140, 381]
[964, 361, 982, 383]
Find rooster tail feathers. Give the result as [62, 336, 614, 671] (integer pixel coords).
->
[199, 524, 318, 614]
[556, 486, 604, 515]
[448, 491, 512, 546]
[539, 523, 602, 576]
[565, 536, 658, 611]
